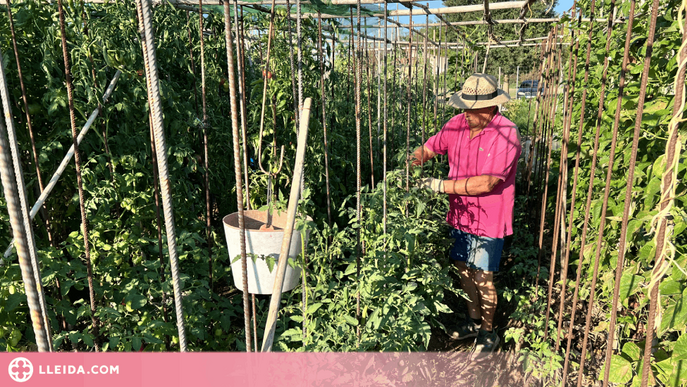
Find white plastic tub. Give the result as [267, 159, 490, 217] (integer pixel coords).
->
[223, 210, 309, 295]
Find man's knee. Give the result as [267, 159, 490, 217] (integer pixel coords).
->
[474, 270, 494, 289]
[455, 261, 473, 279]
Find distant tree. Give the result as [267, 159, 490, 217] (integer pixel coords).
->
[438, 0, 558, 85]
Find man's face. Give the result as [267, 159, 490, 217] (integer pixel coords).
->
[465, 106, 496, 130]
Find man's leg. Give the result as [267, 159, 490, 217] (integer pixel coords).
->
[473, 270, 496, 331]
[455, 261, 481, 321]
[470, 238, 502, 353]
[448, 229, 483, 340]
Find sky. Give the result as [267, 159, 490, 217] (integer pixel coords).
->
[336, 0, 577, 40]
[374, 0, 577, 28]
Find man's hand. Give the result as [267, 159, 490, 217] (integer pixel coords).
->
[410, 146, 437, 167]
[419, 177, 444, 193]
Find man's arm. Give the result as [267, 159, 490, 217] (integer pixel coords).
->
[410, 145, 437, 166]
[442, 175, 502, 195]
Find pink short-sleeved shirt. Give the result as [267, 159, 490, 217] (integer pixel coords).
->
[425, 112, 521, 238]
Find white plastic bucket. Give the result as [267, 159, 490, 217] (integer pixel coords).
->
[223, 210, 310, 294]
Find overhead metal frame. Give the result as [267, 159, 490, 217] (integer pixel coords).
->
[23, 0, 565, 49]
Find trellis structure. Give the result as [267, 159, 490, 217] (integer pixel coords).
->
[0, 0, 685, 386]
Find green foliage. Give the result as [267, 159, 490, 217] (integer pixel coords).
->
[276, 169, 455, 351]
[501, 0, 687, 384]
[0, 0, 456, 353]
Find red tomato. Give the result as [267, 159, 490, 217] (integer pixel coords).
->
[262, 70, 273, 80]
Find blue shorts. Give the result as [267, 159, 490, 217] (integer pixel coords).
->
[449, 229, 504, 272]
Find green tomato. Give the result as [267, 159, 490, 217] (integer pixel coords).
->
[9, 329, 21, 347]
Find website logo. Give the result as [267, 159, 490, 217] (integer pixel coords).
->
[8, 357, 33, 383]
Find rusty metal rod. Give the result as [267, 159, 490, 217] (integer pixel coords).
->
[185, 11, 200, 116]
[57, 0, 98, 349]
[433, 29, 438, 134]
[365, 23, 375, 188]
[0, 52, 51, 352]
[286, 0, 299, 128]
[198, 0, 214, 292]
[559, 0, 600, 380]
[597, 1, 639, 384]
[405, 5, 413, 192]
[420, 9, 428, 178]
[546, 0, 596, 352]
[234, 0, 251, 211]
[553, 0, 579, 353]
[5, 1, 54, 247]
[637, 0, 665, 384]
[222, 0, 251, 352]
[318, 14, 332, 230]
[149, 113, 169, 326]
[137, 0, 188, 351]
[0, 48, 54, 348]
[383, 0, 388, 237]
[524, 42, 546, 199]
[575, 3, 620, 379]
[355, 0, 363, 345]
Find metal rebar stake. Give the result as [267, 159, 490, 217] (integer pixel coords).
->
[137, 0, 188, 352]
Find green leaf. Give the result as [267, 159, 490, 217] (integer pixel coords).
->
[344, 263, 357, 276]
[125, 292, 147, 310]
[280, 328, 302, 339]
[668, 358, 687, 387]
[660, 289, 687, 335]
[5, 293, 24, 312]
[621, 341, 641, 361]
[343, 315, 358, 326]
[659, 280, 683, 295]
[608, 354, 633, 384]
[307, 303, 323, 314]
[264, 256, 276, 273]
[143, 333, 163, 344]
[638, 241, 656, 266]
[674, 333, 687, 361]
[367, 309, 381, 330]
[434, 301, 452, 314]
[619, 272, 643, 307]
[109, 336, 120, 349]
[132, 337, 142, 351]
[69, 331, 82, 346]
[83, 333, 94, 348]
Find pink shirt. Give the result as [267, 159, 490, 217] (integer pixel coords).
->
[425, 112, 521, 238]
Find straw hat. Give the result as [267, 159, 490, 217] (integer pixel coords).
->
[448, 73, 510, 110]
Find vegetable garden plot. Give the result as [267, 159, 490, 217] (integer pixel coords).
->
[0, 0, 458, 353]
[0, 0, 686, 386]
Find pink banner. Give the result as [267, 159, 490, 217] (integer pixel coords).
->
[1, 352, 525, 386]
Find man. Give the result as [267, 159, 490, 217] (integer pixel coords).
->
[411, 73, 521, 353]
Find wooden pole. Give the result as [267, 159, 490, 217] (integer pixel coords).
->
[261, 99, 312, 352]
